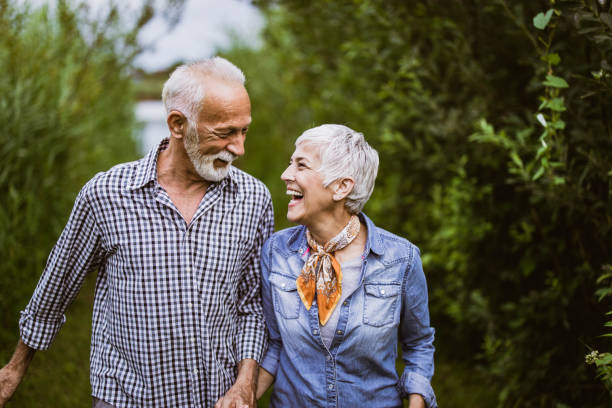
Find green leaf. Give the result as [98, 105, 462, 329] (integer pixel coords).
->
[543, 75, 569, 88]
[532, 166, 545, 181]
[544, 53, 561, 66]
[545, 97, 566, 112]
[601, 13, 612, 30]
[533, 9, 554, 30]
[553, 177, 566, 185]
[593, 35, 612, 44]
[510, 152, 524, 168]
[552, 120, 566, 130]
[596, 354, 612, 365]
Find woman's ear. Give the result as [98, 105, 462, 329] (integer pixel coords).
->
[332, 177, 355, 201]
[167, 110, 187, 139]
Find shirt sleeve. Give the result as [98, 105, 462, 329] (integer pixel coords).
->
[259, 236, 280, 376]
[19, 183, 104, 350]
[235, 198, 275, 363]
[398, 247, 438, 408]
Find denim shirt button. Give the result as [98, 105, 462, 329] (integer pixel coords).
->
[328, 384, 334, 390]
[326, 355, 331, 361]
[313, 329, 319, 335]
[380, 289, 385, 295]
[336, 330, 343, 335]
[343, 301, 348, 306]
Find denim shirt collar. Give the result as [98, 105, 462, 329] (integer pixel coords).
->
[286, 212, 384, 258]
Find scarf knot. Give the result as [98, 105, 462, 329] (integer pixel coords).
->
[296, 215, 360, 325]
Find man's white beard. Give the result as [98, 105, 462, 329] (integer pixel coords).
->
[184, 123, 236, 182]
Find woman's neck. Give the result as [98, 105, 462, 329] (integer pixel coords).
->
[306, 211, 354, 245]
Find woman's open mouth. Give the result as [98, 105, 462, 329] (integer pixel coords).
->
[287, 189, 303, 206]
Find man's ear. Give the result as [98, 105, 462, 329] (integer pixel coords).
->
[332, 177, 355, 201]
[167, 110, 187, 139]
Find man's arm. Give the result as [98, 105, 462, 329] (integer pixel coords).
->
[0, 339, 36, 407]
[19, 181, 104, 350]
[233, 198, 274, 365]
[217, 197, 274, 407]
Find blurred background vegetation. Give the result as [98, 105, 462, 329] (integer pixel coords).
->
[1, 0, 612, 407]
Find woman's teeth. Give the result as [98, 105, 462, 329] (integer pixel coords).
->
[287, 190, 303, 200]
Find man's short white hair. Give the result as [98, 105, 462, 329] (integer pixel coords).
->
[162, 56, 245, 121]
[296, 124, 379, 214]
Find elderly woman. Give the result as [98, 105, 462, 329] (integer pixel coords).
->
[256, 124, 437, 408]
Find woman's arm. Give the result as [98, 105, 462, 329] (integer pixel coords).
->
[255, 366, 275, 399]
[258, 237, 281, 398]
[398, 247, 437, 408]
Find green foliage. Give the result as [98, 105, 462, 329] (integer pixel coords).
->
[586, 265, 612, 396]
[0, 0, 143, 351]
[237, 0, 612, 405]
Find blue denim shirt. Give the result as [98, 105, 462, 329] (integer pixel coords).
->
[260, 213, 437, 408]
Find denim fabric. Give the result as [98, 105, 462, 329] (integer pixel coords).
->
[260, 213, 437, 408]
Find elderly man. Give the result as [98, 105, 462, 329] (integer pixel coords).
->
[0, 57, 273, 408]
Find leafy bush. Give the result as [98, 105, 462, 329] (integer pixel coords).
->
[0, 0, 144, 351]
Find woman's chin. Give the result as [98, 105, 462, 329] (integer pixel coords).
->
[286, 209, 304, 224]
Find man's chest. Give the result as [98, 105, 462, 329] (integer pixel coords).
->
[95, 193, 258, 285]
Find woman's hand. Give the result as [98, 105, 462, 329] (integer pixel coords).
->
[408, 393, 426, 408]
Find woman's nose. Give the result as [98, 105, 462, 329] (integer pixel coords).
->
[281, 166, 294, 181]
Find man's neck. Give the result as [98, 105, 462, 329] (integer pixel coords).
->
[157, 137, 211, 193]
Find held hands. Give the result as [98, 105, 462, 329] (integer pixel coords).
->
[214, 379, 255, 408]
[214, 359, 258, 408]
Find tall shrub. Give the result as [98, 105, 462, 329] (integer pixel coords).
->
[0, 0, 146, 349]
[242, 0, 612, 405]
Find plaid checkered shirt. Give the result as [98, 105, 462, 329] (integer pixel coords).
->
[19, 139, 274, 407]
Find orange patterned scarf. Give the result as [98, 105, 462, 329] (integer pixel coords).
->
[296, 215, 361, 325]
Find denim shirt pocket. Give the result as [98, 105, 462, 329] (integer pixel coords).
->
[363, 282, 402, 327]
[269, 272, 301, 319]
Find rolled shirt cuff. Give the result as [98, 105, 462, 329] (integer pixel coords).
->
[19, 310, 66, 350]
[236, 322, 268, 364]
[399, 371, 438, 408]
[259, 345, 280, 377]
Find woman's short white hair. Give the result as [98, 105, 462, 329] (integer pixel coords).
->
[161, 56, 245, 121]
[296, 124, 379, 214]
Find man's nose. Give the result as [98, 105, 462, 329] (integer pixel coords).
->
[226, 134, 245, 157]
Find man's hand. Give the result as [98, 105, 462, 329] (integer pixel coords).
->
[0, 339, 36, 408]
[214, 359, 257, 408]
[0, 365, 24, 407]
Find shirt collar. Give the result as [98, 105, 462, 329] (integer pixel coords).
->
[287, 212, 384, 257]
[127, 138, 238, 191]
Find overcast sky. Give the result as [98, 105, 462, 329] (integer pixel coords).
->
[26, 0, 264, 72]
[135, 0, 264, 71]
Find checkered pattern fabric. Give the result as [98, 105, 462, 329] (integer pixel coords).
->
[19, 139, 274, 407]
